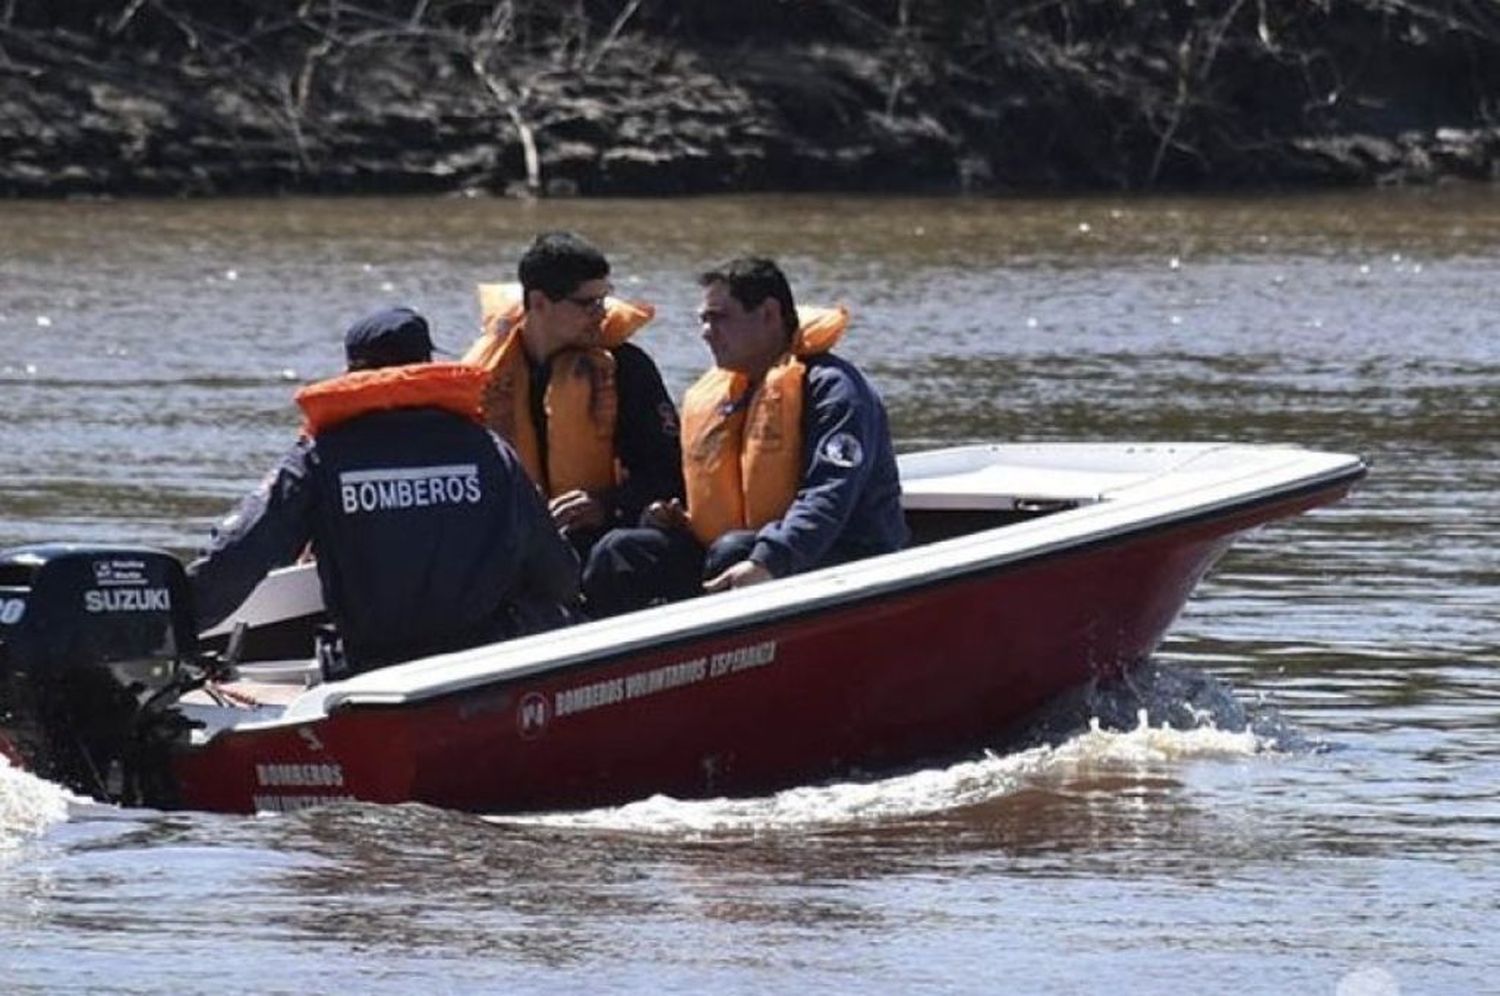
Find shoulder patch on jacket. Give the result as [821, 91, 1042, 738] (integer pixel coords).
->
[820, 431, 864, 469]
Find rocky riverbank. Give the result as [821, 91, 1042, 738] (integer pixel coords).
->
[3, 1, 1499, 198]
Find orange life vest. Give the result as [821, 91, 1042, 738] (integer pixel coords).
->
[681, 306, 848, 547]
[465, 282, 655, 496]
[295, 362, 488, 436]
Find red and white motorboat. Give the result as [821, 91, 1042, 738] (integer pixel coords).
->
[0, 442, 1364, 814]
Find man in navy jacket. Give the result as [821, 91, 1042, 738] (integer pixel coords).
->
[583, 258, 906, 616]
[189, 307, 579, 674]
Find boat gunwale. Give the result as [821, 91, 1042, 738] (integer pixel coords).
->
[221, 445, 1364, 730]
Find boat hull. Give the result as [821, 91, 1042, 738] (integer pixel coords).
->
[172, 481, 1344, 815]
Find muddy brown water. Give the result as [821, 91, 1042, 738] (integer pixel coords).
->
[2, 190, 1496, 993]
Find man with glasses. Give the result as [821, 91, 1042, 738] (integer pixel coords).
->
[582, 256, 906, 616]
[465, 231, 683, 570]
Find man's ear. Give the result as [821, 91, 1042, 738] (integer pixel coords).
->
[760, 297, 782, 331]
[524, 288, 549, 313]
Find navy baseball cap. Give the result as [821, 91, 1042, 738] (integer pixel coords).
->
[344, 306, 445, 370]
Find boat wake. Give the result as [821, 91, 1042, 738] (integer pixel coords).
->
[499, 663, 1281, 835]
[0, 755, 72, 850]
[1022, 658, 1311, 751]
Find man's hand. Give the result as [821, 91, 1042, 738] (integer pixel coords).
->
[703, 559, 773, 592]
[549, 490, 607, 533]
[641, 497, 689, 532]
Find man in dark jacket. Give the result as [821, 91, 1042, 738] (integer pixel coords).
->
[582, 257, 906, 616]
[188, 306, 579, 675]
[471, 232, 683, 550]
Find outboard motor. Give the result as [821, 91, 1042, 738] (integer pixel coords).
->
[0, 544, 201, 806]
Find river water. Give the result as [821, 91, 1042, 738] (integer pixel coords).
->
[1, 190, 1497, 994]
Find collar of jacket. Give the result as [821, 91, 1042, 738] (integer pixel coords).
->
[294, 362, 488, 435]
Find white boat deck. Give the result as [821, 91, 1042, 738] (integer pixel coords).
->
[898, 442, 1295, 509]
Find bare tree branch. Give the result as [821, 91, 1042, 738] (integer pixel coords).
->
[470, 50, 541, 194]
[583, 0, 644, 75]
[109, 0, 149, 37]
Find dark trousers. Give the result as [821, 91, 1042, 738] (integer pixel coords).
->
[582, 528, 758, 618]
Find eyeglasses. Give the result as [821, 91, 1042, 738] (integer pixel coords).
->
[564, 292, 609, 311]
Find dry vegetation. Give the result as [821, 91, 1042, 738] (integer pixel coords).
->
[3, 0, 1498, 194]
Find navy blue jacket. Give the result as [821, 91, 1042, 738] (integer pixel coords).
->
[188, 407, 579, 670]
[748, 353, 908, 577]
[529, 341, 684, 525]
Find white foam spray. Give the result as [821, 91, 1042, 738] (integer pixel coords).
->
[501, 711, 1267, 834]
[0, 755, 72, 850]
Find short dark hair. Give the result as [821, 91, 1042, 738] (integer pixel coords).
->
[518, 231, 610, 304]
[699, 257, 798, 342]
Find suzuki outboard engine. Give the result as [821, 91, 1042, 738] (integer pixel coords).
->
[0, 544, 199, 806]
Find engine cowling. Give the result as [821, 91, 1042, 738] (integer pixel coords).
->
[0, 544, 197, 804]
